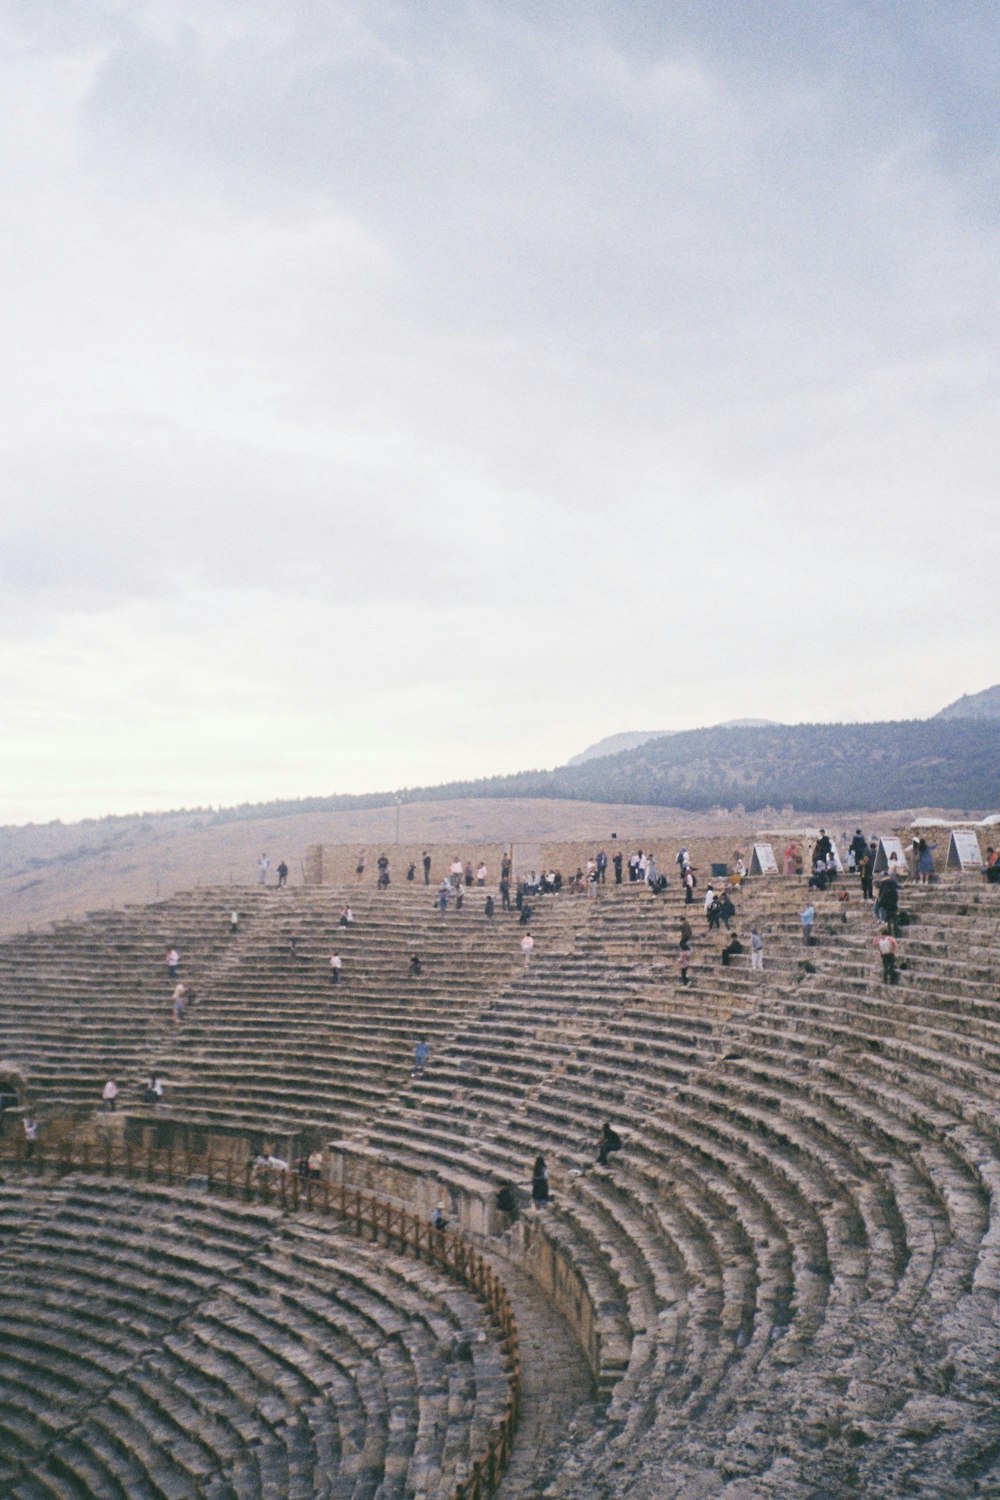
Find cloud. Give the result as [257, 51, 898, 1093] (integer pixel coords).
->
[1, 2, 998, 821]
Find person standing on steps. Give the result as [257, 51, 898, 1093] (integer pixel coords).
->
[329, 951, 342, 984]
[876, 873, 900, 937]
[101, 1079, 118, 1113]
[172, 983, 187, 1024]
[166, 947, 180, 979]
[678, 915, 693, 949]
[531, 1155, 549, 1207]
[874, 927, 899, 984]
[339, 904, 354, 927]
[484, 894, 495, 921]
[438, 881, 450, 921]
[408, 953, 422, 977]
[521, 931, 534, 968]
[613, 851, 623, 884]
[677, 944, 692, 987]
[858, 850, 874, 902]
[355, 850, 366, 882]
[230, 910, 239, 936]
[916, 839, 937, 885]
[276, 860, 288, 888]
[23, 1116, 38, 1162]
[258, 854, 269, 885]
[800, 902, 816, 946]
[422, 850, 432, 885]
[750, 926, 764, 971]
[500, 875, 511, 911]
[597, 850, 608, 884]
[413, 1039, 430, 1076]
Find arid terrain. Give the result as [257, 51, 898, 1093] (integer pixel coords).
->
[0, 796, 963, 936]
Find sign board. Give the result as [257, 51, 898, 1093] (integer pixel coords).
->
[749, 843, 779, 876]
[872, 837, 908, 875]
[947, 830, 983, 871]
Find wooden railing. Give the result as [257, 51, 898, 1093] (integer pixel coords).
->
[0, 1140, 519, 1500]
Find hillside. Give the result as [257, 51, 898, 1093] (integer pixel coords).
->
[408, 719, 1000, 815]
[567, 719, 778, 765]
[934, 683, 1000, 720]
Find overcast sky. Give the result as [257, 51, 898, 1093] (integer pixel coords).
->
[2, 1, 998, 824]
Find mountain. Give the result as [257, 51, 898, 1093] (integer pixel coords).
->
[567, 731, 673, 765]
[934, 685, 1000, 721]
[568, 720, 779, 766]
[415, 719, 1000, 814]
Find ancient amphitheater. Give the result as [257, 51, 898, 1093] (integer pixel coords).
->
[2, 836, 999, 1498]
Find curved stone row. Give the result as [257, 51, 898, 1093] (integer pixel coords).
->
[0, 1175, 512, 1500]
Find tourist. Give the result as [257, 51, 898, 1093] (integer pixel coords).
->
[874, 927, 899, 984]
[750, 926, 764, 971]
[438, 881, 450, 921]
[276, 860, 288, 888]
[431, 1203, 447, 1233]
[916, 839, 937, 885]
[721, 934, 744, 967]
[408, 953, 422, 977]
[476, 861, 487, 886]
[876, 874, 900, 937]
[422, 850, 432, 884]
[521, 931, 534, 968]
[406, 861, 416, 881]
[143, 1076, 163, 1104]
[849, 829, 869, 870]
[858, 851, 874, 902]
[355, 849, 366, 882]
[783, 841, 799, 877]
[450, 856, 464, 887]
[500, 876, 511, 910]
[339, 904, 354, 927]
[465, 861, 474, 887]
[23, 1116, 37, 1162]
[484, 894, 495, 921]
[329, 952, 342, 985]
[519, 901, 533, 926]
[413, 1039, 430, 1076]
[596, 850, 608, 883]
[985, 848, 1000, 884]
[800, 903, 816, 946]
[455, 885, 464, 912]
[165, 947, 180, 979]
[718, 891, 736, 930]
[102, 1079, 118, 1113]
[678, 915, 693, 948]
[677, 945, 692, 987]
[377, 853, 390, 889]
[229, 910, 239, 935]
[531, 1155, 549, 1207]
[258, 853, 269, 885]
[172, 983, 187, 1024]
[597, 1122, 622, 1166]
[683, 867, 696, 904]
[613, 851, 623, 884]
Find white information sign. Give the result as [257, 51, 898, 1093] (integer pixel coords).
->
[872, 837, 908, 875]
[947, 830, 983, 870]
[749, 843, 779, 876]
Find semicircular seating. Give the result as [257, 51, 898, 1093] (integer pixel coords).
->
[0, 1175, 512, 1500]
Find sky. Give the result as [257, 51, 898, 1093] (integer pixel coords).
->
[2, 0, 998, 824]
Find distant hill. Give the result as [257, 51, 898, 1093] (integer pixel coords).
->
[419, 719, 1000, 815]
[934, 685, 1000, 721]
[568, 720, 778, 766]
[567, 731, 673, 765]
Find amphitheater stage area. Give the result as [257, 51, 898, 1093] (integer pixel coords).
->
[2, 843, 1000, 1497]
